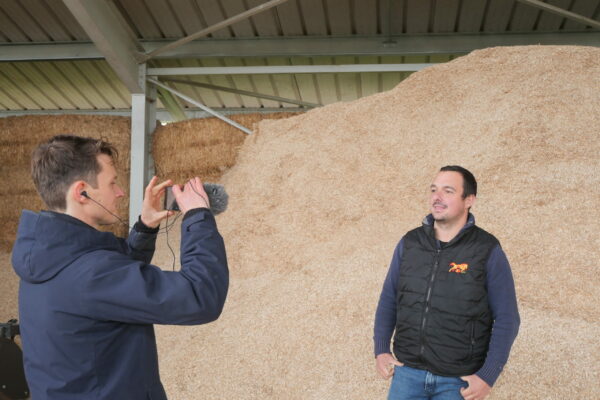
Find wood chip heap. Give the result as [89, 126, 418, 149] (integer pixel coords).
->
[154, 46, 600, 399]
[1, 45, 598, 399]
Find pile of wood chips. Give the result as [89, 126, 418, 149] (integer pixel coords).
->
[153, 46, 599, 399]
[1, 45, 598, 399]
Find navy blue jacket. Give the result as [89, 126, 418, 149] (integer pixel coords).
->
[12, 208, 228, 400]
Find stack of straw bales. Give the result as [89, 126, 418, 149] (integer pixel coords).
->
[0, 252, 17, 324]
[152, 46, 599, 399]
[0, 115, 131, 324]
[152, 113, 299, 185]
[0, 115, 132, 251]
[0, 112, 299, 322]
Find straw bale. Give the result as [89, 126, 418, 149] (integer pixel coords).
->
[152, 113, 299, 185]
[152, 46, 599, 399]
[0, 252, 18, 322]
[0, 115, 131, 250]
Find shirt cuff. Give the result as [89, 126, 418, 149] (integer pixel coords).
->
[134, 216, 160, 233]
[183, 207, 211, 221]
[475, 361, 504, 387]
[374, 338, 392, 356]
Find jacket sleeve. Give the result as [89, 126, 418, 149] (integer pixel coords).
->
[120, 218, 161, 264]
[476, 244, 520, 386]
[80, 208, 229, 325]
[373, 239, 403, 356]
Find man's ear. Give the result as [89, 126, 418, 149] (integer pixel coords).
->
[465, 194, 476, 210]
[70, 181, 88, 203]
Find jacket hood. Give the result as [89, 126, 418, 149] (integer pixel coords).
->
[12, 210, 123, 283]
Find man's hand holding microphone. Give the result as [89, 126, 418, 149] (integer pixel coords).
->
[172, 177, 210, 214]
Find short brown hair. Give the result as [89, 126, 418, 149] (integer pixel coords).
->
[31, 135, 118, 210]
[439, 165, 477, 198]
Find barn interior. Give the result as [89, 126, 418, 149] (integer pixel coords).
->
[1, 1, 599, 399]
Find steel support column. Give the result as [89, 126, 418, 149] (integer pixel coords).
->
[129, 64, 155, 227]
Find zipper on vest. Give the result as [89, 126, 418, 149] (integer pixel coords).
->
[420, 248, 441, 357]
[469, 320, 475, 360]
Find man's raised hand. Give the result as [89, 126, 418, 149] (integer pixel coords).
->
[172, 177, 210, 215]
[141, 176, 173, 228]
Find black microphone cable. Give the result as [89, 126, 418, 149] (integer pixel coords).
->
[82, 175, 217, 271]
[82, 191, 182, 269]
[80, 191, 182, 235]
[165, 212, 176, 271]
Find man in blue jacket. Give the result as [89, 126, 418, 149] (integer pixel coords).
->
[374, 166, 519, 400]
[12, 135, 229, 399]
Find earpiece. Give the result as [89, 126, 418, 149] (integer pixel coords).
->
[81, 191, 89, 198]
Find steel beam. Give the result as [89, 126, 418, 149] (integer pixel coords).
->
[516, 0, 600, 29]
[1, 32, 598, 61]
[62, 0, 145, 93]
[0, 108, 306, 120]
[156, 87, 188, 122]
[148, 78, 253, 134]
[148, 64, 433, 76]
[141, 0, 290, 62]
[160, 78, 320, 108]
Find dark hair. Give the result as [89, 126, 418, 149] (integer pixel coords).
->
[31, 135, 118, 210]
[439, 165, 477, 198]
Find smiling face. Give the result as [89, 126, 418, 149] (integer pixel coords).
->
[429, 170, 474, 226]
[85, 154, 125, 226]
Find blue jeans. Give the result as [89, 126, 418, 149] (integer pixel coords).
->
[388, 365, 468, 400]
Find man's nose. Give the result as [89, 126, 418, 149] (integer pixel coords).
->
[116, 185, 125, 197]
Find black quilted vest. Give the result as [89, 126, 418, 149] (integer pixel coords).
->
[393, 221, 498, 376]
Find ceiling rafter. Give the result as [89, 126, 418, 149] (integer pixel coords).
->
[516, 0, 600, 29]
[2, 32, 598, 62]
[61, 0, 146, 93]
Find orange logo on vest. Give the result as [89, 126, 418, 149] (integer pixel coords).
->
[448, 262, 469, 274]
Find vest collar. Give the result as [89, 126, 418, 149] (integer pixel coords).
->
[422, 213, 476, 247]
[422, 212, 475, 227]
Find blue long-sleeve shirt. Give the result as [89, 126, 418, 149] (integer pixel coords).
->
[373, 219, 520, 387]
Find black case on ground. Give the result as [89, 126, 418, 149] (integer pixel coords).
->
[0, 320, 29, 400]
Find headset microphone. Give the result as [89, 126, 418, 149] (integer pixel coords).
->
[80, 187, 180, 269]
[80, 187, 183, 270]
[80, 189, 180, 235]
[80, 190, 128, 227]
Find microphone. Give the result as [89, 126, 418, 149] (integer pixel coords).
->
[165, 183, 229, 215]
[203, 183, 228, 215]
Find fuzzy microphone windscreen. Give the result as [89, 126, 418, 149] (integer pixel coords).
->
[203, 183, 228, 215]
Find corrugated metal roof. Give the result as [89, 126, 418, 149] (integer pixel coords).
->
[0, 54, 454, 111]
[0, 0, 598, 118]
[1, 0, 598, 43]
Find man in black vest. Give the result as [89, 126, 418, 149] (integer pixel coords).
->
[373, 166, 519, 400]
